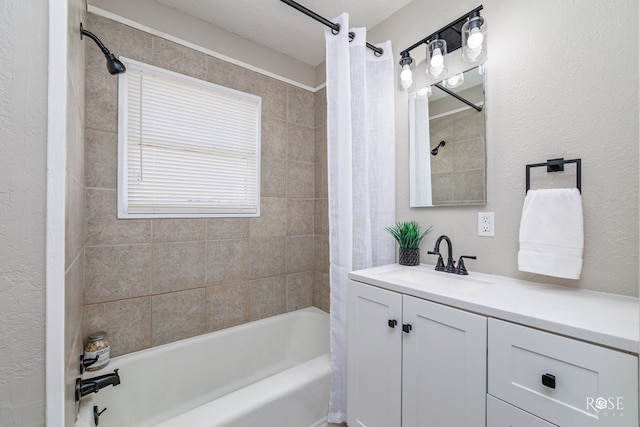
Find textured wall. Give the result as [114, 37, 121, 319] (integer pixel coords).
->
[370, 0, 639, 296]
[83, 13, 319, 357]
[0, 1, 48, 425]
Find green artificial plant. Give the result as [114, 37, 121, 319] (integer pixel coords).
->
[384, 221, 433, 249]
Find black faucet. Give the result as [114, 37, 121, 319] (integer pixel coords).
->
[430, 235, 456, 273]
[75, 369, 121, 401]
[427, 235, 477, 275]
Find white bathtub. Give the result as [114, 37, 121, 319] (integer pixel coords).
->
[76, 307, 331, 427]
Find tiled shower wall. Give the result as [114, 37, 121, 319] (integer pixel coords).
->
[83, 13, 329, 357]
[429, 108, 485, 205]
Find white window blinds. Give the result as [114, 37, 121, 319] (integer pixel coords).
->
[117, 59, 261, 218]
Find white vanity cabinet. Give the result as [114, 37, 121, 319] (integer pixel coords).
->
[487, 318, 638, 427]
[347, 280, 487, 427]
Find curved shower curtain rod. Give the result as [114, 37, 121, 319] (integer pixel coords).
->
[280, 0, 384, 56]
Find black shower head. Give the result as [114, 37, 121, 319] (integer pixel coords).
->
[80, 23, 126, 75]
[431, 140, 446, 156]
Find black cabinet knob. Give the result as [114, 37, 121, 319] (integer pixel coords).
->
[402, 324, 412, 333]
[388, 319, 397, 328]
[541, 373, 556, 389]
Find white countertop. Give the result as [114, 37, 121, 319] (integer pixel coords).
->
[349, 263, 639, 354]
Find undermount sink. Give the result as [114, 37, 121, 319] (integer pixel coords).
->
[376, 266, 491, 293]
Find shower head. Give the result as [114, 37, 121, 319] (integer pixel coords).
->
[80, 23, 126, 75]
[431, 140, 446, 156]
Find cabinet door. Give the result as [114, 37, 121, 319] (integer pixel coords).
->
[347, 281, 403, 427]
[487, 395, 556, 427]
[402, 295, 487, 427]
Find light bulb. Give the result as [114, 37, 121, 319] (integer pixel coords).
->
[430, 48, 444, 68]
[417, 86, 431, 97]
[467, 27, 484, 49]
[447, 75, 460, 86]
[400, 77, 413, 90]
[400, 64, 413, 82]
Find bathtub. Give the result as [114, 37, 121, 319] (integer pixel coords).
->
[76, 307, 331, 427]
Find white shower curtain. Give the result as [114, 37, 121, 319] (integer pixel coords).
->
[324, 14, 396, 423]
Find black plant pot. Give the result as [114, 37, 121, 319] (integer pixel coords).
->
[399, 248, 420, 266]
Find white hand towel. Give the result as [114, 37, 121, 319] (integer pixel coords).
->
[518, 188, 584, 279]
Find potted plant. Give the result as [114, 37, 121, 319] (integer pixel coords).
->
[385, 221, 433, 266]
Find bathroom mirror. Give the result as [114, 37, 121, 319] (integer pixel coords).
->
[409, 66, 486, 207]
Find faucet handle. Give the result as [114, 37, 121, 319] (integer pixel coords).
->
[427, 251, 446, 271]
[456, 255, 477, 275]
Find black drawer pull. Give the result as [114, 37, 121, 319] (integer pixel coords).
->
[402, 324, 412, 333]
[388, 319, 397, 328]
[541, 373, 556, 389]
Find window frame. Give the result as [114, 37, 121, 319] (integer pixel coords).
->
[116, 58, 261, 219]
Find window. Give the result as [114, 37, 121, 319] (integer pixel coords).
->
[117, 58, 261, 218]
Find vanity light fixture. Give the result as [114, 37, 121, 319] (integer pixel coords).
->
[398, 5, 486, 91]
[462, 10, 487, 62]
[427, 35, 447, 78]
[399, 52, 414, 90]
[80, 23, 126, 75]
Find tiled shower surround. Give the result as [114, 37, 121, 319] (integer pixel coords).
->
[84, 13, 329, 357]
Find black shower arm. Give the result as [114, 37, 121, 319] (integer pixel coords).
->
[80, 23, 112, 56]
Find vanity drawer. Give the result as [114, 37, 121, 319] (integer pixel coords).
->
[488, 318, 638, 427]
[487, 395, 556, 427]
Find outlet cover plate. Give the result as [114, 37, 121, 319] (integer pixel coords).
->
[478, 212, 495, 237]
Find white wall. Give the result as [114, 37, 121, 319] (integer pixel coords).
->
[0, 1, 49, 425]
[369, 0, 639, 296]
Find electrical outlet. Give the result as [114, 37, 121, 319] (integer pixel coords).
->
[478, 212, 495, 237]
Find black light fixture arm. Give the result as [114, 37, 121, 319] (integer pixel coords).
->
[399, 5, 483, 57]
[280, 0, 383, 56]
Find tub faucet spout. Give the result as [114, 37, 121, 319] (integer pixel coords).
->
[75, 369, 121, 401]
[434, 235, 456, 273]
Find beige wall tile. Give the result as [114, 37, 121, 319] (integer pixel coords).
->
[152, 218, 206, 243]
[313, 272, 330, 313]
[152, 288, 206, 346]
[85, 244, 152, 304]
[206, 56, 252, 93]
[252, 74, 286, 121]
[207, 239, 251, 285]
[453, 137, 485, 172]
[431, 173, 453, 204]
[65, 176, 84, 269]
[152, 37, 208, 81]
[249, 236, 285, 279]
[206, 218, 250, 240]
[86, 189, 150, 245]
[287, 86, 314, 128]
[314, 124, 327, 166]
[206, 283, 250, 332]
[84, 297, 152, 357]
[286, 272, 313, 311]
[261, 117, 287, 159]
[452, 169, 485, 203]
[261, 155, 286, 197]
[315, 162, 327, 199]
[250, 276, 286, 320]
[152, 241, 206, 294]
[287, 161, 314, 198]
[314, 88, 327, 130]
[286, 235, 314, 273]
[85, 71, 118, 133]
[250, 197, 287, 238]
[287, 199, 314, 236]
[287, 123, 314, 163]
[452, 108, 485, 141]
[314, 199, 328, 235]
[85, 130, 117, 189]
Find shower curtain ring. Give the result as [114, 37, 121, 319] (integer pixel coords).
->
[332, 24, 340, 35]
